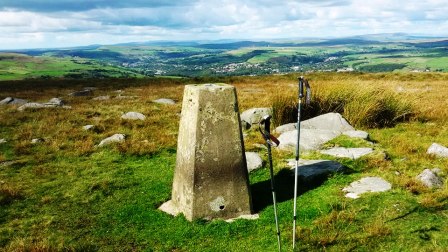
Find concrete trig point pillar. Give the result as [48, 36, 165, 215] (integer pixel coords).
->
[160, 83, 253, 221]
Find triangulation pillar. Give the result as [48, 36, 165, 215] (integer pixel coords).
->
[160, 83, 253, 221]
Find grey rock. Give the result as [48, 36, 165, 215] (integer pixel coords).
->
[240, 108, 272, 125]
[83, 125, 95, 131]
[287, 159, 348, 182]
[17, 101, 70, 111]
[343, 177, 391, 199]
[275, 123, 296, 134]
[83, 87, 97, 91]
[245, 152, 263, 172]
[320, 147, 374, 160]
[343, 130, 369, 139]
[45, 98, 64, 106]
[69, 89, 93, 96]
[92, 95, 110, 101]
[98, 134, 125, 147]
[17, 102, 48, 111]
[116, 95, 138, 100]
[31, 138, 44, 144]
[1, 97, 27, 105]
[427, 143, 448, 158]
[278, 129, 340, 151]
[0, 97, 13, 105]
[153, 98, 175, 104]
[301, 112, 355, 132]
[121, 112, 146, 121]
[416, 169, 444, 188]
[0, 139, 6, 144]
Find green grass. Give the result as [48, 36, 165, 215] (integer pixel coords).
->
[0, 53, 143, 80]
[0, 73, 447, 251]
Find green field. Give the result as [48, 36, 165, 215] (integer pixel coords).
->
[0, 73, 447, 251]
[0, 53, 143, 80]
[2, 37, 448, 80]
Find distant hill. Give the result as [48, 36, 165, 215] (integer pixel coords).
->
[2, 33, 448, 80]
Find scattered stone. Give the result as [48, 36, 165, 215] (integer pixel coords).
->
[416, 168, 444, 188]
[240, 108, 272, 126]
[45, 98, 64, 106]
[301, 113, 355, 132]
[427, 143, 448, 158]
[18, 103, 47, 111]
[343, 130, 369, 139]
[121, 112, 146, 121]
[275, 123, 296, 134]
[0, 97, 13, 105]
[83, 87, 97, 91]
[17, 101, 70, 111]
[153, 98, 175, 104]
[115, 95, 138, 100]
[69, 89, 94, 97]
[320, 147, 374, 160]
[31, 138, 44, 144]
[0, 139, 6, 144]
[92, 95, 110, 101]
[0, 97, 28, 105]
[278, 128, 340, 151]
[83, 125, 95, 131]
[277, 113, 357, 152]
[225, 213, 260, 223]
[245, 152, 263, 172]
[98, 134, 125, 147]
[287, 159, 348, 182]
[343, 177, 391, 199]
[0, 161, 15, 167]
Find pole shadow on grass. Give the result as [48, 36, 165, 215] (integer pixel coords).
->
[250, 162, 353, 213]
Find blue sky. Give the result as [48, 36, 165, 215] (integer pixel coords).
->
[0, 0, 447, 49]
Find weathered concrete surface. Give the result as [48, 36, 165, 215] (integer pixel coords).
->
[416, 168, 444, 188]
[278, 129, 340, 151]
[343, 177, 391, 199]
[166, 83, 252, 221]
[320, 147, 374, 160]
[427, 143, 448, 158]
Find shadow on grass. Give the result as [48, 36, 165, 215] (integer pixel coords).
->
[251, 167, 352, 213]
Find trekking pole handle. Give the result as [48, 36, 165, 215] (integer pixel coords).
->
[259, 115, 280, 147]
[298, 76, 304, 99]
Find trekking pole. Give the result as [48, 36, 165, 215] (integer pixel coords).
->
[259, 115, 281, 252]
[292, 77, 311, 250]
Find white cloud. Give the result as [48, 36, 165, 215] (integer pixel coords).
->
[1, 0, 448, 49]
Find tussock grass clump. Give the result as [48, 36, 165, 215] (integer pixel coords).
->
[0, 183, 23, 205]
[272, 82, 414, 128]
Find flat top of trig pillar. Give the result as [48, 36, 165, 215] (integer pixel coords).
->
[187, 83, 234, 91]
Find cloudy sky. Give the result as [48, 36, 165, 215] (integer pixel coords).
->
[1, 0, 447, 49]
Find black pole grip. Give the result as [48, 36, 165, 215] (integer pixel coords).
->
[298, 77, 304, 99]
[264, 115, 271, 135]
